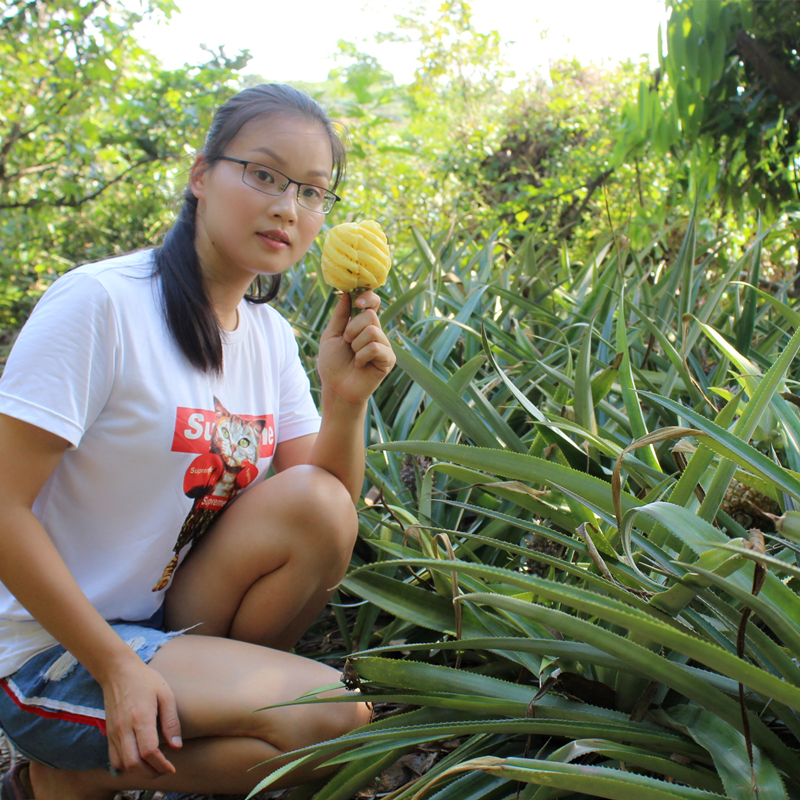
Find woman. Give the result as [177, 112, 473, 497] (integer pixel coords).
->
[0, 83, 394, 799]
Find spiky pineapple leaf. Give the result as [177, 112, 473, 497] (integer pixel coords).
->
[640, 393, 800, 501]
[348, 558, 800, 771]
[428, 755, 726, 800]
[370, 441, 642, 519]
[665, 704, 788, 800]
[392, 343, 499, 450]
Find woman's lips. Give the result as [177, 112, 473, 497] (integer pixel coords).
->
[257, 231, 290, 250]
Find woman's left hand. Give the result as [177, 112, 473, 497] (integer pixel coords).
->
[317, 291, 395, 406]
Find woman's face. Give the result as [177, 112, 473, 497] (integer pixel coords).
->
[191, 113, 334, 289]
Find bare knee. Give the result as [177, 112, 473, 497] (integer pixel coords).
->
[270, 695, 372, 754]
[258, 698, 372, 789]
[272, 465, 358, 557]
[163, 466, 358, 643]
[318, 697, 372, 742]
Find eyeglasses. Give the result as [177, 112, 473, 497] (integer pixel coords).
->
[218, 156, 340, 214]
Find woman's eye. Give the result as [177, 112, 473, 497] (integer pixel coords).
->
[301, 185, 323, 200]
[252, 168, 274, 184]
[238, 437, 250, 447]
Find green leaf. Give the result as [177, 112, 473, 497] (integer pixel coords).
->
[381, 279, 429, 327]
[672, 559, 800, 657]
[342, 569, 473, 636]
[698, 323, 800, 520]
[308, 747, 409, 800]
[536, 738, 724, 793]
[411, 225, 440, 272]
[620, 499, 800, 632]
[370, 441, 641, 522]
[736, 283, 800, 329]
[574, 322, 599, 436]
[411, 770, 507, 800]
[480, 324, 607, 470]
[665, 704, 788, 800]
[352, 656, 668, 729]
[392, 344, 500, 450]
[657, 205, 696, 326]
[349, 558, 799, 772]
[662, 390, 742, 514]
[617, 289, 659, 470]
[734, 220, 762, 358]
[433, 755, 726, 799]
[409, 354, 484, 442]
[459, 590, 796, 773]
[640, 392, 800, 501]
[627, 303, 706, 410]
[351, 637, 752, 699]
[320, 718, 698, 767]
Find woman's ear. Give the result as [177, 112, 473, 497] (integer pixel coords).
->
[189, 154, 209, 200]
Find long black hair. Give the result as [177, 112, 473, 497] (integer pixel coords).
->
[154, 83, 346, 374]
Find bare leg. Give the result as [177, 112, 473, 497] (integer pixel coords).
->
[29, 636, 371, 799]
[165, 464, 359, 650]
[28, 466, 366, 798]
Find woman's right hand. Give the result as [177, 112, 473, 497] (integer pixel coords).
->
[99, 655, 183, 776]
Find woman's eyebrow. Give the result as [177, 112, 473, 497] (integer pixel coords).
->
[251, 146, 330, 181]
[251, 145, 282, 163]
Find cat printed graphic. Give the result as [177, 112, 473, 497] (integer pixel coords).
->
[153, 397, 266, 591]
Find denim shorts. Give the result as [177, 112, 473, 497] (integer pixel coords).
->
[0, 608, 182, 771]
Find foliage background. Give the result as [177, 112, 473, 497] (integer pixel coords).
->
[3, 0, 798, 336]
[5, 0, 800, 798]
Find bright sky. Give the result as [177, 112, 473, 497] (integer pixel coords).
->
[134, 0, 668, 84]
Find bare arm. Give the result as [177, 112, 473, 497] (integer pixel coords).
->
[272, 399, 367, 504]
[0, 413, 182, 775]
[272, 291, 394, 503]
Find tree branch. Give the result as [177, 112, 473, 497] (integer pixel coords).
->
[0, 155, 162, 210]
[2, 162, 60, 182]
[558, 168, 614, 236]
[735, 30, 800, 121]
[0, 121, 22, 181]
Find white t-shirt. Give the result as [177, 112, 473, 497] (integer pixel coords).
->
[0, 250, 321, 676]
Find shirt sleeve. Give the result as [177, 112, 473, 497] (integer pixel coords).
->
[0, 272, 117, 448]
[275, 317, 321, 443]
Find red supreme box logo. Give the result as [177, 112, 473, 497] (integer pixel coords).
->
[171, 407, 276, 458]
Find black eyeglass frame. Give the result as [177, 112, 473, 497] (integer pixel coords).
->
[217, 156, 341, 214]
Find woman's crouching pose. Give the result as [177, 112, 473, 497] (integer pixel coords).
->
[0, 83, 394, 799]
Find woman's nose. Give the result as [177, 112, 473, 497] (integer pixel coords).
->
[269, 183, 298, 221]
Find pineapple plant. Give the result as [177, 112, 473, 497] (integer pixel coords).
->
[252, 213, 800, 800]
